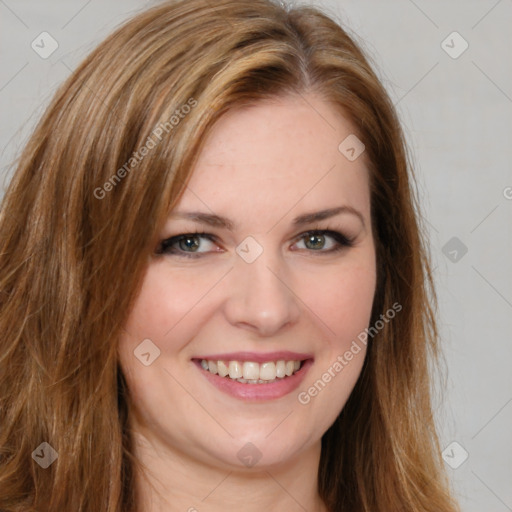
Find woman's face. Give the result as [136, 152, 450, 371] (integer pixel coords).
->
[118, 93, 376, 471]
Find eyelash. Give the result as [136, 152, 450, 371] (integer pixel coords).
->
[156, 229, 354, 258]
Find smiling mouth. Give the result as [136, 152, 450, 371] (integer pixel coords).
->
[196, 358, 304, 384]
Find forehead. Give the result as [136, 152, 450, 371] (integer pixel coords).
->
[174, 94, 371, 225]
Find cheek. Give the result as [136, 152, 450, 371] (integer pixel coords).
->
[295, 259, 375, 432]
[117, 265, 190, 385]
[118, 260, 228, 386]
[303, 256, 377, 347]
[123, 261, 210, 341]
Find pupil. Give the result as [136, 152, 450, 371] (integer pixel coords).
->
[306, 234, 324, 250]
[180, 236, 200, 251]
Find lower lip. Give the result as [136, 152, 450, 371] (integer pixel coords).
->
[193, 359, 313, 401]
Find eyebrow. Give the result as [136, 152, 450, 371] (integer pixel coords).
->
[168, 206, 365, 230]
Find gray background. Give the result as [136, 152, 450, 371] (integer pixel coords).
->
[1, 1, 511, 510]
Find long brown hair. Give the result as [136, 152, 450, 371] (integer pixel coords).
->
[0, 0, 459, 510]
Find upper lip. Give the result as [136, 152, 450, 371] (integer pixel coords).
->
[193, 351, 313, 363]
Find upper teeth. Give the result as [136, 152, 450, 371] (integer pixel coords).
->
[200, 359, 301, 383]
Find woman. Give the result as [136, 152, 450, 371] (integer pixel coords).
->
[0, 0, 460, 510]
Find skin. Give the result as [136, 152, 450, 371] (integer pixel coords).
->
[118, 93, 377, 512]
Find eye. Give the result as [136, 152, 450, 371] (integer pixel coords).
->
[156, 229, 354, 258]
[156, 232, 219, 258]
[293, 230, 353, 253]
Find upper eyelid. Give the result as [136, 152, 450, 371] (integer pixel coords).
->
[164, 229, 343, 242]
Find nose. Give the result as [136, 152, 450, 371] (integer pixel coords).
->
[223, 247, 301, 337]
